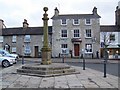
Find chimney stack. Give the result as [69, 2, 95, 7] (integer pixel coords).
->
[92, 7, 98, 15]
[115, 2, 120, 26]
[23, 19, 29, 28]
[54, 7, 59, 16]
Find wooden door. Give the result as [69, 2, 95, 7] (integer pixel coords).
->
[74, 44, 80, 56]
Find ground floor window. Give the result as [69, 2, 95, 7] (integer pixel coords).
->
[11, 47, 16, 53]
[24, 44, 31, 56]
[85, 44, 92, 53]
[61, 44, 69, 54]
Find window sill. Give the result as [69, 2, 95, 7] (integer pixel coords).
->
[85, 37, 92, 39]
[85, 52, 93, 54]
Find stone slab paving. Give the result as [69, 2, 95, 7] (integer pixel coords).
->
[1, 64, 119, 89]
[39, 77, 54, 88]
[54, 76, 68, 88]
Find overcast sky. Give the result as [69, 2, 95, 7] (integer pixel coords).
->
[0, 0, 119, 28]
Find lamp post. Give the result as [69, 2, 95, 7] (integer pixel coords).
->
[22, 38, 24, 65]
[103, 34, 107, 78]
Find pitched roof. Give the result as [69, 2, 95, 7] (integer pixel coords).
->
[2, 26, 52, 36]
[100, 25, 120, 32]
[51, 14, 101, 19]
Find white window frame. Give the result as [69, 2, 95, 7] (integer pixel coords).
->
[61, 44, 69, 54]
[11, 47, 16, 53]
[61, 19, 67, 25]
[85, 44, 92, 53]
[12, 35, 17, 43]
[61, 29, 68, 38]
[85, 29, 92, 38]
[0, 36, 3, 42]
[24, 44, 31, 55]
[85, 18, 91, 25]
[73, 19, 80, 25]
[74, 29, 80, 38]
[24, 35, 31, 42]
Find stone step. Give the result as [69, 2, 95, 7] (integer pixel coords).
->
[17, 68, 76, 75]
[22, 65, 70, 70]
[17, 63, 80, 77]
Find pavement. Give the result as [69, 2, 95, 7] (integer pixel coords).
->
[0, 58, 119, 90]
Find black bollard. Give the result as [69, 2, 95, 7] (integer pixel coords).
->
[62, 55, 64, 63]
[103, 60, 106, 77]
[83, 57, 85, 70]
[22, 55, 24, 64]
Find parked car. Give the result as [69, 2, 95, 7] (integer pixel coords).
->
[0, 50, 19, 60]
[0, 54, 15, 67]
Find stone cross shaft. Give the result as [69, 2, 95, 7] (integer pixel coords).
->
[42, 7, 49, 48]
[41, 7, 52, 65]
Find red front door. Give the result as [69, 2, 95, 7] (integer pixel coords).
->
[74, 44, 80, 56]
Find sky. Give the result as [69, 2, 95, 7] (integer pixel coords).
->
[0, 0, 119, 28]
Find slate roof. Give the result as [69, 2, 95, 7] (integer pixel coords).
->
[51, 14, 101, 19]
[2, 26, 52, 36]
[100, 25, 120, 32]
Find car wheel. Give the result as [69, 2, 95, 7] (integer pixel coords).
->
[2, 60, 10, 67]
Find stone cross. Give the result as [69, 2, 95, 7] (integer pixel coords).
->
[41, 7, 52, 65]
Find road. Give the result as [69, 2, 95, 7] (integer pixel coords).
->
[67, 62, 118, 76]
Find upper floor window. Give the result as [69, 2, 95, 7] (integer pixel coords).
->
[85, 18, 91, 25]
[85, 44, 92, 53]
[74, 29, 80, 38]
[12, 35, 16, 42]
[0, 36, 3, 42]
[61, 30, 67, 38]
[24, 35, 31, 42]
[61, 19, 67, 25]
[73, 19, 80, 25]
[85, 29, 91, 38]
[109, 34, 115, 41]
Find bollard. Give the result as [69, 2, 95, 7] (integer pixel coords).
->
[83, 57, 85, 70]
[62, 55, 64, 63]
[22, 56, 24, 64]
[103, 60, 107, 77]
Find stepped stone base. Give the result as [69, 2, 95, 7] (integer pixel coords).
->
[17, 63, 80, 77]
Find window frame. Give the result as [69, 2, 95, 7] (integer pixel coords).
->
[61, 19, 67, 25]
[24, 35, 31, 42]
[11, 47, 16, 53]
[85, 29, 92, 38]
[74, 29, 80, 38]
[61, 44, 69, 54]
[73, 19, 80, 25]
[61, 29, 68, 38]
[24, 44, 31, 55]
[12, 35, 17, 43]
[85, 18, 91, 25]
[85, 44, 92, 53]
[0, 36, 3, 42]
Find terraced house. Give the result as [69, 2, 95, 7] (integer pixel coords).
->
[0, 19, 52, 57]
[51, 7, 101, 58]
